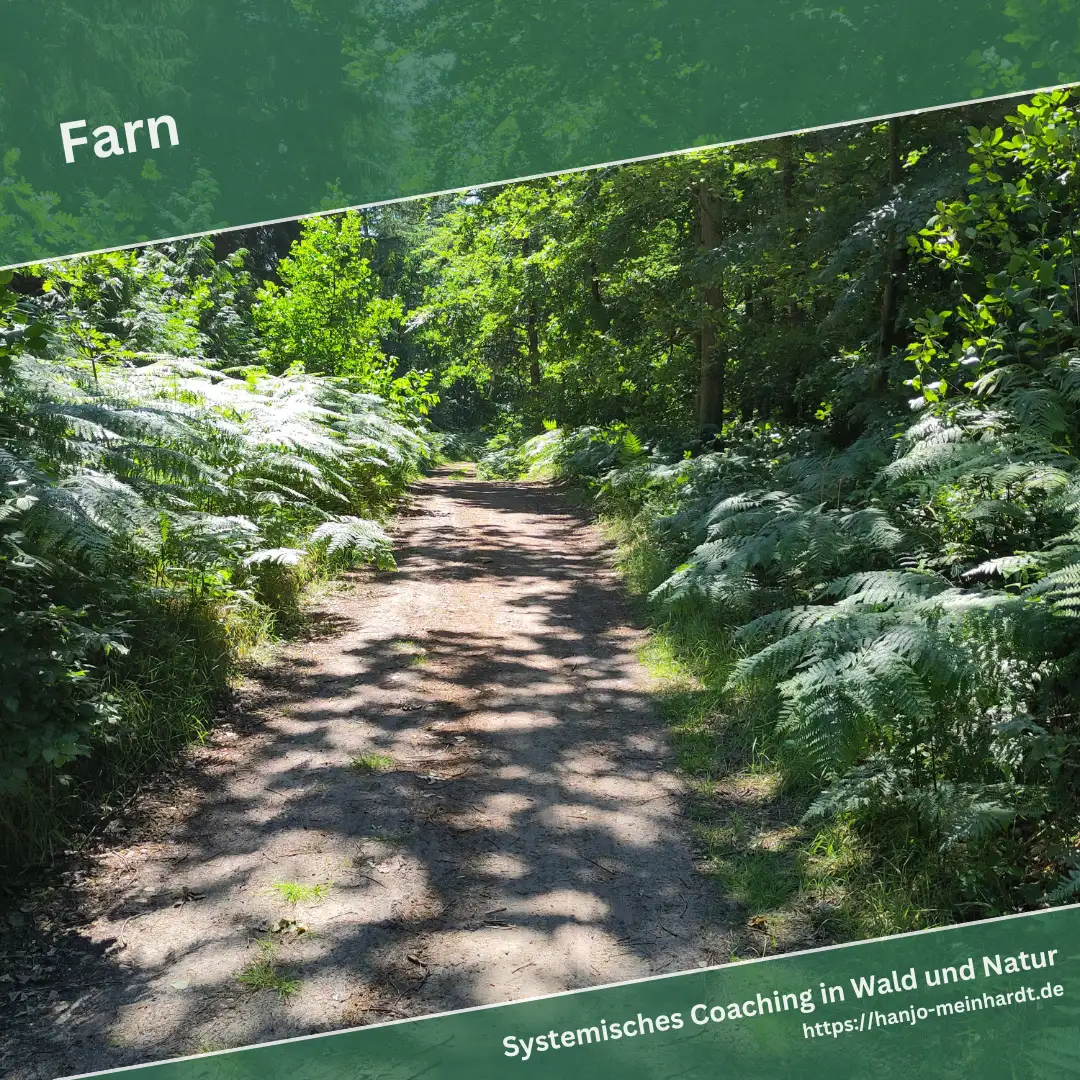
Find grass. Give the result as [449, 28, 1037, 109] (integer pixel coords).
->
[270, 881, 329, 904]
[350, 752, 394, 773]
[394, 638, 428, 666]
[713, 849, 800, 914]
[237, 938, 300, 999]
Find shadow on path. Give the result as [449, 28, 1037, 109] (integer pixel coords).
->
[0, 468, 724, 1078]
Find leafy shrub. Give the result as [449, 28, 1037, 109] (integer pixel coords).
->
[476, 424, 644, 481]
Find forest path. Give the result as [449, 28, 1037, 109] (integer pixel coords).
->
[2, 466, 725, 1078]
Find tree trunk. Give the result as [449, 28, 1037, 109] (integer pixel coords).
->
[878, 117, 906, 362]
[778, 139, 803, 419]
[696, 184, 725, 434]
[738, 280, 754, 422]
[527, 311, 540, 388]
[781, 137, 796, 207]
[523, 234, 541, 388]
[588, 260, 609, 330]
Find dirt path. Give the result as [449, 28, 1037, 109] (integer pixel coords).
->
[1, 468, 726, 1079]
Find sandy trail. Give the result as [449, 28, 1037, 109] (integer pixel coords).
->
[1, 468, 723, 1078]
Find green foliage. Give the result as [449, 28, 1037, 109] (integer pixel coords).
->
[405, 104, 993, 442]
[270, 881, 329, 904]
[254, 212, 403, 388]
[0, 236, 434, 871]
[555, 409, 1080, 917]
[476, 424, 645, 480]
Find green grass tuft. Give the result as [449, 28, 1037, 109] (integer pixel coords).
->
[237, 939, 300, 999]
[350, 752, 394, 773]
[269, 881, 329, 904]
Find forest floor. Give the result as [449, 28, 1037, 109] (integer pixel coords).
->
[1, 466, 741, 1079]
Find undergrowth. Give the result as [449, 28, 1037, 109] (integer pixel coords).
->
[0, 240, 436, 877]
[599, 467, 1080, 941]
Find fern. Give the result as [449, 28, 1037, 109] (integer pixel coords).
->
[0, 276, 433, 802]
[309, 517, 395, 569]
[805, 756, 1026, 851]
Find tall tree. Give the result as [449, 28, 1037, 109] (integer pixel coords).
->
[878, 116, 906, 361]
[254, 212, 401, 388]
[694, 180, 726, 434]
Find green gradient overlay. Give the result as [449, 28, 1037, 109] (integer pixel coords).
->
[73, 906, 1080, 1080]
[4, 1, 1080, 267]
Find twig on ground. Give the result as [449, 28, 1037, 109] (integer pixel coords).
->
[355, 873, 388, 888]
[118, 911, 147, 948]
[582, 855, 616, 876]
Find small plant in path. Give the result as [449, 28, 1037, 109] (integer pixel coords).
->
[237, 939, 299, 999]
[270, 881, 329, 904]
[350, 752, 394, 773]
